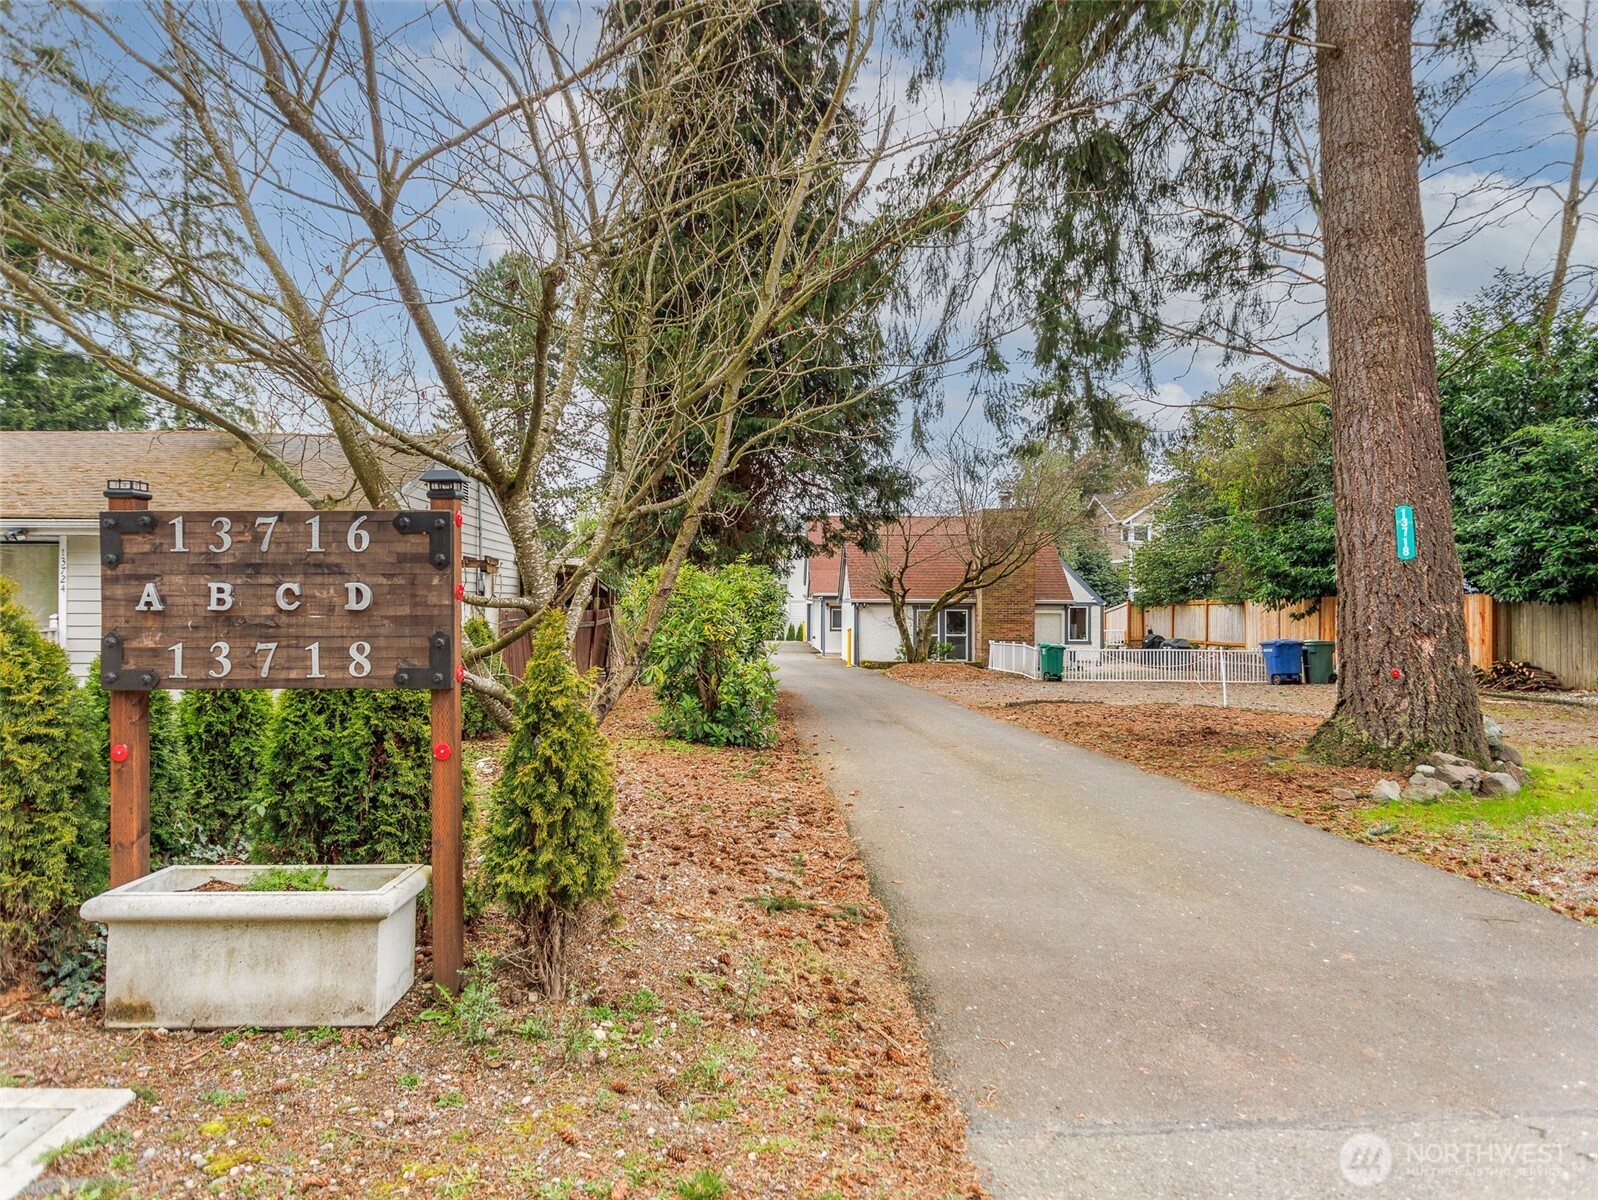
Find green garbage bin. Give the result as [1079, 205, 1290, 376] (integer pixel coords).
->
[1039, 642, 1065, 682]
[1303, 640, 1337, 685]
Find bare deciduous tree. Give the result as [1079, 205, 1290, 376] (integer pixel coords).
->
[0, 0, 1144, 718]
[864, 442, 1087, 662]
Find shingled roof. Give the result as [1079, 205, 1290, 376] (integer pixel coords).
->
[809, 515, 1100, 605]
[0, 430, 436, 520]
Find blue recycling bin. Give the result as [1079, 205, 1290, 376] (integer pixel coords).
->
[1259, 638, 1306, 684]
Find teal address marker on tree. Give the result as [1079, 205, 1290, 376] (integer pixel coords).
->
[1394, 505, 1417, 561]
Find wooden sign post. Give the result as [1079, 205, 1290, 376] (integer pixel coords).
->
[99, 472, 467, 992]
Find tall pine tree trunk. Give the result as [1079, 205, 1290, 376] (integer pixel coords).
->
[1307, 0, 1489, 767]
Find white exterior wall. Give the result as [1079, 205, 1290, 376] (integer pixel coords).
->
[782, 562, 809, 635]
[62, 533, 103, 679]
[1034, 603, 1103, 650]
[396, 479, 521, 600]
[855, 603, 902, 663]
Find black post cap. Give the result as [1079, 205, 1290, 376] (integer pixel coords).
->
[421, 467, 469, 501]
[104, 480, 152, 499]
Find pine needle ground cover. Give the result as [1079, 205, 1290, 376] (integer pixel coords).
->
[891, 665, 1598, 924]
[1, 690, 982, 1200]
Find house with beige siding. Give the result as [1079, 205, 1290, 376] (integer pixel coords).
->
[0, 430, 522, 679]
[795, 517, 1104, 665]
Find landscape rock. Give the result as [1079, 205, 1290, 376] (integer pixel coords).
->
[1330, 787, 1358, 802]
[1432, 763, 1483, 791]
[1483, 714, 1505, 751]
[1427, 751, 1473, 770]
[1371, 779, 1403, 802]
[1413, 763, 1438, 776]
[1496, 744, 1523, 767]
[1402, 777, 1453, 803]
[1488, 761, 1528, 786]
[1477, 771, 1522, 798]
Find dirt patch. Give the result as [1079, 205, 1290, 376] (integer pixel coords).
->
[890, 670, 1598, 927]
[881, 661, 985, 684]
[187, 879, 245, 893]
[2, 691, 981, 1200]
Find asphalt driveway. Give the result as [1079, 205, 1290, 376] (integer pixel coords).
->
[778, 646, 1598, 1199]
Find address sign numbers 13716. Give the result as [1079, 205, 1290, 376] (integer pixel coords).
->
[99, 509, 458, 692]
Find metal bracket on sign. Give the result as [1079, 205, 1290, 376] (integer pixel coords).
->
[101, 632, 160, 691]
[392, 511, 453, 569]
[99, 511, 158, 568]
[394, 631, 453, 690]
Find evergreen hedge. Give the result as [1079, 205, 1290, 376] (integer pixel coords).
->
[251, 688, 453, 864]
[0, 579, 98, 982]
[179, 689, 272, 854]
[482, 610, 623, 996]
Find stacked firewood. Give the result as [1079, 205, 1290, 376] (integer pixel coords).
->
[1475, 660, 1565, 692]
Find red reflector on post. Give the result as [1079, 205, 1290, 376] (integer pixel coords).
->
[111, 743, 129, 763]
[454, 511, 463, 527]
[433, 742, 452, 761]
[455, 583, 465, 600]
[455, 665, 465, 683]
[1390, 668, 1402, 679]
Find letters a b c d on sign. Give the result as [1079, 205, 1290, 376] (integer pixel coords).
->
[99, 508, 458, 692]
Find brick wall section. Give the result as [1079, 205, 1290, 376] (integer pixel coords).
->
[974, 508, 1036, 660]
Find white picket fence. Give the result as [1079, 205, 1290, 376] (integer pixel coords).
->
[987, 642, 1270, 706]
[1064, 647, 1270, 686]
[988, 641, 1041, 680]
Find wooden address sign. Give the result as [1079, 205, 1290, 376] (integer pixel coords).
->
[100, 508, 459, 691]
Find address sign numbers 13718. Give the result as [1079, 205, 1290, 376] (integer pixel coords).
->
[99, 509, 458, 692]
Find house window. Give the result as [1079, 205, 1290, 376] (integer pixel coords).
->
[914, 606, 971, 661]
[0, 541, 60, 640]
[1067, 605, 1091, 643]
[828, 605, 842, 632]
[1131, 524, 1151, 543]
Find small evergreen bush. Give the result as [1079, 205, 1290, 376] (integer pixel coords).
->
[179, 688, 272, 854]
[251, 688, 443, 864]
[624, 561, 784, 747]
[482, 611, 623, 997]
[0, 578, 96, 982]
[81, 657, 191, 862]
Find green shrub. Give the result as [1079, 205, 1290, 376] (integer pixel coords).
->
[251, 688, 456, 865]
[482, 611, 623, 997]
[0, 578, 95, 982]
[624, 561, 784, 747]
[179, 689, 271, 854]
[82, 659, 191, 860]
[461, 614, 505, 740]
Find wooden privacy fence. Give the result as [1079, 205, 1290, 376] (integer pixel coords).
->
[1128, 593, 1598, 690]
[498, 601, 616, 681]
[1131, 598, 1336, 647]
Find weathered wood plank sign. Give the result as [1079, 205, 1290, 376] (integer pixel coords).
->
[100, 507, 457, 690]
[98, 474, 468, 994]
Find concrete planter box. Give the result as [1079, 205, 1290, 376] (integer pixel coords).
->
[80, 864, 429, 1029]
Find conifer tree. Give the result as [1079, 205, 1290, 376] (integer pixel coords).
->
[251, 689, 439, 865]
[482, 611, 623, 997]
[0, 579, 93, 981]
[179, 689, 272, 853]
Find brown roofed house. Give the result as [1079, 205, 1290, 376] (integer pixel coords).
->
[791, 514, 1106, 664]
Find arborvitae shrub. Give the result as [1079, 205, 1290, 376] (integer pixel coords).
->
[178, 689, 272, 854]
[82, 658, 191, 861]
[251, 688, 456, 864]
[461, 614, 504, 740]
[482, 611, 623, 997]
[0, 579, 93, 982]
